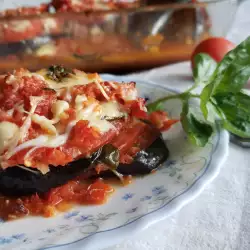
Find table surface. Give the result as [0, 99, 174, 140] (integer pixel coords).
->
[1, 1, 250, 250]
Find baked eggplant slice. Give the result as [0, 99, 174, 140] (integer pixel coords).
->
[0, 136, 169, 197]
[117, 136, 169, 175]
[0, 34, 67, 57]
[0, 158, 92, 197]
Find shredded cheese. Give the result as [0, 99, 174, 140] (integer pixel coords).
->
[75, 95, 87, 111]
[7, 121, 77, 160]
[36, 69, 101, 91]
[76, 102, 118, 133]
[4, 96, 43, 160]
[5, 75, 16, 84]
[32, 114, 57, 135]
[5, 74, 19, 91]
[95, 81, 110, 100]
[0, 68, 135, 171]
[43, 18, 57, 33]
[100, 101, 124, 119]
[0, 121, 19, 154]
[6, 100, 122, 160]
[51, 100, 70, 123]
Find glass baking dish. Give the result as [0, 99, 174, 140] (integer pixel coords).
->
[0, 0, 238, 73]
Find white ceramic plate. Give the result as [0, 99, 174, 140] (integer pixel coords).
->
[0, 76, 229, 250]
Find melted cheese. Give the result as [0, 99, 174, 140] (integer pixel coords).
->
[5, 75, 19, 91]
[51, 100, 69, 122]
[0, 121, 19, 153]
[37, 69, 101, 91]
[75, 95, 87, 111]
[95, 81, 109, 100]
[7, 121, 77, 160]
[5, 75, 16, 85]
[76, 103, 115, 133]
[4, 96, 43, 160]
[32, 114, 57, 135]
[35, 44, 57, 56]
[100, 101, 124, 119]
[0, 68, 133, 169]
[85, 116, 114, 133]
[9, 20, 32, 32]
[6, 100, 122, 160]
[43, 18, 57, 33]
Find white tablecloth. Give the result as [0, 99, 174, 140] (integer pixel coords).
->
[1, 1, 250, 249]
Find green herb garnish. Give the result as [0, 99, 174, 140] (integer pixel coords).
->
[100, 144, 120, 170]
[43, 87, 56, 93]
[147, 36, 250, 146]
[46, 65, 74, 82]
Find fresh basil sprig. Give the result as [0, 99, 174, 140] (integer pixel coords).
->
[47, 65, 74, 82]
[147, 36, 250, 146]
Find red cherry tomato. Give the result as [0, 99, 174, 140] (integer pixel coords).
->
[191, 37, 235, 69]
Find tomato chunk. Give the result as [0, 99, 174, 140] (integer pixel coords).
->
[149, 111, 179, 131]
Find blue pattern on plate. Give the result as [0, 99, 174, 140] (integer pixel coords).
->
[140, 196, 152, 202]
[122, 193, 135, 201]
[44, 229, 56, 234]
[126, 208, 138, 214]
[0, 78, 227, 250]
[75, 215, 93, 223]
[0, 234, 25, 245]
[152, 186, 167, 196]
[64, 211, 80, 219]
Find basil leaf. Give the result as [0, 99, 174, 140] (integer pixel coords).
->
[193, 53, 217, 86]
[213, 91, 250, 137]
[147, 102, 164, 113]
[216, 37, 250, 75]
[200, 82, 214, 119]
[199, 37, 250, 118]
[213, 37, 250, 93]
[222, 120, 250, 138]
[100, 144, 120, 170]
[181, 99, 213, 146]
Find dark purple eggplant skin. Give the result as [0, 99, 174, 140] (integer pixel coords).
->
[0, 157, 93, 197]
[0, 34, 68, 57]
[0, 137, 169, 197]
[117, 136, 169, 175]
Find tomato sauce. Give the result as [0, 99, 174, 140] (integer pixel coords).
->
[0, 65, 175, 221]
[0, 178, 113, 221]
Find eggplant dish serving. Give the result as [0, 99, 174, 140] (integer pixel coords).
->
[0, 65, 177, 220]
